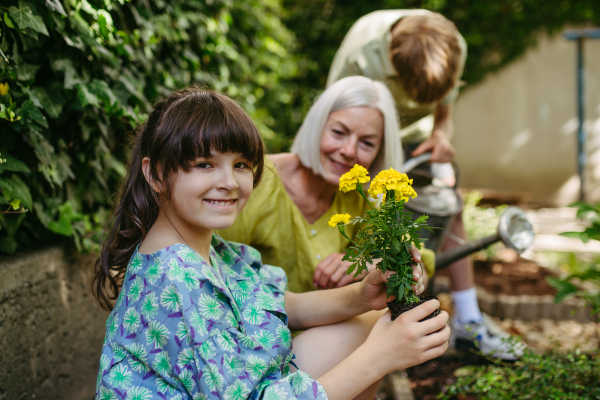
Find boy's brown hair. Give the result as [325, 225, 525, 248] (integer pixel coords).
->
[390, 13, 461, 105]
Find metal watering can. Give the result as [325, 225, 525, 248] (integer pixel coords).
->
[401, 153, 535, 271]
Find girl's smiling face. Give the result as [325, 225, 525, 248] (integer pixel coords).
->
[146, 152, 254, 235]
[319, 106, 384, 186]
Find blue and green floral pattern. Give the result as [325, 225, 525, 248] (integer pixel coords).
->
[96, 236, 327, 400]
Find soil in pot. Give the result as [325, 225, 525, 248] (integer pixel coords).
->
[388, 295, 441, 321]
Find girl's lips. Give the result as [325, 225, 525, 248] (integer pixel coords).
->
[204, 199, 237, 208]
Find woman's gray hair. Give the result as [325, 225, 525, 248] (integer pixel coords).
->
[291, 76, 403, 178]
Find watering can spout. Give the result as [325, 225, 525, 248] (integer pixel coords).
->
[400, 153, 535, 271]
[434, 207, 535, 271]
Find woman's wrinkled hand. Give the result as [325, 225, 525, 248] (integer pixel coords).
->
[313, 247, 425, 291]
[313, 253, 364, 289]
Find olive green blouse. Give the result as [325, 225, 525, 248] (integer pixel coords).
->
[217, 159, 435, 293]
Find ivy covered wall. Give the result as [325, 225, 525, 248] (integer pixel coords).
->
[0, 0, 301, 254]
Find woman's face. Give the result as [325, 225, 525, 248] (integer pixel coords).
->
[320, 106, 384, 186]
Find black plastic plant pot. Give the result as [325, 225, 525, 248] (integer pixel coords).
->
[388, 295, 440, 322]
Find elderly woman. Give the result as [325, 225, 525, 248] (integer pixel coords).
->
[217, 76, 441, 396]
[217, 75, 435, 292]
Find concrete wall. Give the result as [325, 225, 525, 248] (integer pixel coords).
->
[0, 247, 108, 400]
[453, 32, 600, 206]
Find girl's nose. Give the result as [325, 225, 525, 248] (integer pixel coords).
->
[216, 168, 239, 191]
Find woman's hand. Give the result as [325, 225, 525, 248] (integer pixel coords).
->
[313, 247, 425, 290]
[313, 253, 364, 289]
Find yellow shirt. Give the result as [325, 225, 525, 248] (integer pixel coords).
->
[218, 160, 435, 293]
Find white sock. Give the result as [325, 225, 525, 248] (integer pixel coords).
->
[452, 287, 482, 324]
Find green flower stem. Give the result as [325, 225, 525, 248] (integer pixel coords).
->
[337, 225, 356, 245]
[356, 185, 375, 210]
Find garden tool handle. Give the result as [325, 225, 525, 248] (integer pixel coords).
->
[435, 232, 501, 271]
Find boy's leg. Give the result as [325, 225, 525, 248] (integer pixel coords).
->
[443, 215, 524, 360]
[442, 213, 482, 323]
[291, 310, 385, 400]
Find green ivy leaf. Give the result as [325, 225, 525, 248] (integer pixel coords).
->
[89, 79, 118, 109]
[51, 58, 82, 89]
[34, 86, 65, 119]
[16, 63, 41, 81]
[9, 1, 49, 37]
[4, 12, 15, 29]
[45, 0, 67, 17]
[0, 153, 30, 174]
[18, 99, 48, 128]
[9, 198, 20, 210]
[8, 174, 32, 209]
[76, 83, 99, 108]
[48, 215, 73, 236]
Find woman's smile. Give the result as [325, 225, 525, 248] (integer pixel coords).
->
[328, 158, 353, 173]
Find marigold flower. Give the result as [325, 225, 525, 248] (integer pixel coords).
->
[339, 164, 370, 193]
[328, 213, 351, 227]
[0, 83, 9, 96]
[368, 168, 417, 202]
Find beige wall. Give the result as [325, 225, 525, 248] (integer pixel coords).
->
[453, 32, 600, 206]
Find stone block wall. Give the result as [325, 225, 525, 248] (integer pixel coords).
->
[0, 247, 109, 400]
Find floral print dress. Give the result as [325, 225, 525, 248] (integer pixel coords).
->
[96, 235, 328, 400]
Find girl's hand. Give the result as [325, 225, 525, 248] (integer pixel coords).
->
[362, 300, 450, 375]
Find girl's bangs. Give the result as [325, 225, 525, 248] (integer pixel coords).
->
[160, 90, 264, 183]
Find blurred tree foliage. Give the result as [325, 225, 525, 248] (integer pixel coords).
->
[0, 0, 300, 254]
[281, 0, 600, 146]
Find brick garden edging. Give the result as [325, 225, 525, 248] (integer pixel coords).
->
[434, 277, 596, 323]
[0, 246, 108, 400]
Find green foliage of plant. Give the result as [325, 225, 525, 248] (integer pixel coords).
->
[446, 202, 600, 399]
[281, 0, 600, 148]
[0, 0, 301, 254]
[440, 346, 600, 400]
[547, 202, 600, 315]
[560, 202, 600, 244]
[333, 168, 431, 304]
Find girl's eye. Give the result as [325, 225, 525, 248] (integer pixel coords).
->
[195, 162, 212, 169]
[235, 162, 250, 169]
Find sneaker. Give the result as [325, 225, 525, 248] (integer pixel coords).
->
[449, 313, 525, 360]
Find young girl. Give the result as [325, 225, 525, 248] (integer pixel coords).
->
[93, 88, 450, 400]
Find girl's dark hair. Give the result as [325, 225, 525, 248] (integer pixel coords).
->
[92, 87, 265, 311]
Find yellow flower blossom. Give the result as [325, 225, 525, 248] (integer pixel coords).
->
[0, 83, 9, 96]
[328, 213, 351, 227]
[368, 168, 417, 202]
[339, 164, 370, 193]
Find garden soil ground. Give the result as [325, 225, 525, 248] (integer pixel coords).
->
[405, 253, 555, 399]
